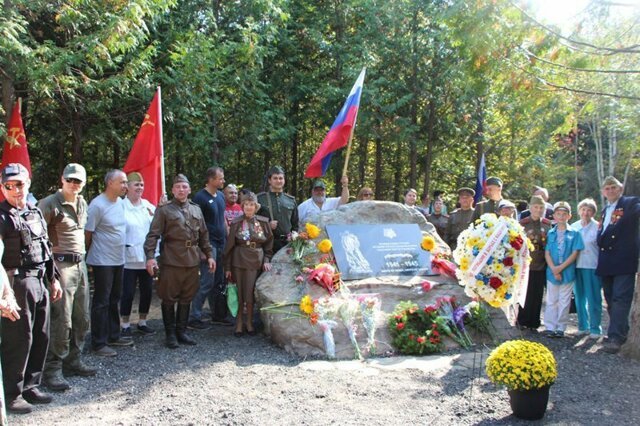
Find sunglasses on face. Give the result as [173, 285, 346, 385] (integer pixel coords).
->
[65, 178, 83, 185]
[3, 182, 25, 191]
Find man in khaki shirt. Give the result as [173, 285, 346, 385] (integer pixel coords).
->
[446, 187, 475, 250]
[144, 174, 215, 348]
[38, 163, 96, 391]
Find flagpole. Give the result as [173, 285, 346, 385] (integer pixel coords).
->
[341, 129, 355, 177]
[157, 86, 165, 196]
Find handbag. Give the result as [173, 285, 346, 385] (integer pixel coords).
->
[226, 282, 239, 317]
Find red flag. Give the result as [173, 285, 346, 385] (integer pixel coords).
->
[1, 99, 32, 175]
[123, 88, 164, 206]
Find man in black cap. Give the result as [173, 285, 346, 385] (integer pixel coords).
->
[0, 163, 62, 414]
[257, 166, 299, 253]
[472, 176, 513, 221]
[144, 174, 215, 348]
[298, 175, 349, 226]
[446, 187, 475, 250]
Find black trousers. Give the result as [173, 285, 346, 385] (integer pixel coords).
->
[120, 268, 153, 317]
[90, 265, 124, 350]
[1, 274, 49, 401]
[517, 270, 546, 328]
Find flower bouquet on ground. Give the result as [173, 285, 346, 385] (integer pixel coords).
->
[486, 339, 557, 420]
[433, 296, 473, 349]
[388, 301, 443, 355]
[486, 340, 557, 391]
[453, 214, 532, 309]
[464, 300, 498, 343]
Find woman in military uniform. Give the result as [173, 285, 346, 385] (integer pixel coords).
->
[224, 192, 273, 337]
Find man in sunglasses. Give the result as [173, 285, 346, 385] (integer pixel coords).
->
[0, 163, 62, 414]
[38, 163, 96, 392]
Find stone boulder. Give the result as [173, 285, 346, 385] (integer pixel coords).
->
[255, 201, 516, 359]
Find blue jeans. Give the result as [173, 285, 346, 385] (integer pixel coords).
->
[189, 244, 225, 322]
[574, 268, 603, 334]
[601, 274, 635, 343]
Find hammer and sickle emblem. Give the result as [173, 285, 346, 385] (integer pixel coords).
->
[142, 114, 155, 128]
[7, 127, 24, 148]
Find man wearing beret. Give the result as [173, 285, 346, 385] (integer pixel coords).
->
[596, 176, 640, 353]
[298, 176, 349, 226]
[144, 174, 215, 348]
[0, 163, 62, 413]
[446, 187, 475, 250]
[517, 195, 552, 331]
[257, 166, 299, 254]
[472, 176, 513, 221]
[39, 163, 96, 392]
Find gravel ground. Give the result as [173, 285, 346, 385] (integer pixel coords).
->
[7, 297, 640, 426]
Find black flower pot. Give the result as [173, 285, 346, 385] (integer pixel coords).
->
[507, 385, 550, 420]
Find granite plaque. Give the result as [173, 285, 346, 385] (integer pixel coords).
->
[325, 223, 432, 280]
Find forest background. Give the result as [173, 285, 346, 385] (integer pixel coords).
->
[1, 0, 638, 210]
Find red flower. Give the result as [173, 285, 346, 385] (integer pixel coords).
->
[503, 257, 514, 267]
[421, 280, 433, 292]
[432, 330, 440, 337]
[424, 306, 437, 314]
[510, 236, 523, 250]
[416, 336, 426, 344]
[430, 337, 440, 344]
[489, 277, 502, 289]
[409, 334, 415, 340]
[394, 314, 403, 321]
[396, 322, 405, 330]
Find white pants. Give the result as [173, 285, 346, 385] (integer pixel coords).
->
[544, 281, 574, 332]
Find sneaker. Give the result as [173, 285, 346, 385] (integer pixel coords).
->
[107, 338, 134, 347]
[22, 388, 53, 404]
[527, 327, 539, 334]
[575, 330, 589, 337]
[187, 320, 211, 330]
[6, 395, 33, 414]
[64, 361, 98, 377]
[589, 333, 602, 340]
[542, 330, 555, 338]
[554, 331, 565, 338]
[210, 318, 234, 327]
[121, 327, 133, 339]
[137, 324, 156, 335]
[92, 346, 117, 357]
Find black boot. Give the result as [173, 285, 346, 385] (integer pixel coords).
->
[161, 303, 179, 349]
[176, 304, 197, 345]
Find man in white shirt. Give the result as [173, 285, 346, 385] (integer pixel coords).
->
[298, 176, 349, 226]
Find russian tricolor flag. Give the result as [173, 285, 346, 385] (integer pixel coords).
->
[474, 153, 487, 204]
[304, 68, 366, 178]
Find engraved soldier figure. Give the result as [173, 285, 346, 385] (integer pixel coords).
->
[257, 166, 298, 254]
[144, 174, 215, 349]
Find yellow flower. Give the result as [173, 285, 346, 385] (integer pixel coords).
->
[317, 239, 333, 253]
[459, 257, 470, 272]
[486, 340, 557, 390]
[421, 235, 436, 251]
[299, 295, 314, 315]
[305, 223, 321, 239]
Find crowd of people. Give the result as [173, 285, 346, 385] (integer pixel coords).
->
[0, 161, 637, 422]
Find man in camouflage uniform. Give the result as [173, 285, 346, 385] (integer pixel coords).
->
[517, 195, 552, 331]
[257, 166, 298, 254]
[144, 174, 215, 349]
[446, 187, 475, 250]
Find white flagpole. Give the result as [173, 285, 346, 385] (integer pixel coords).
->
[157, 86, 165, 196]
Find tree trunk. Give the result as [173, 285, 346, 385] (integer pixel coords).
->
[357, 133, 367, 188]
[374, 130, 382, 200]
[621, 270, 640, 360]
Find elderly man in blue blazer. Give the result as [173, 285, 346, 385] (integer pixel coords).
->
[596, 176, 640, 354]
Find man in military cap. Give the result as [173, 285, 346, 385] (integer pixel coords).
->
[497, 199, 517, 218]
[0, 163, 62, 414]
[298, 175, 349, 226]
[472, 176, 514, 220]
[596, 176, 640, 353]
[446, 187, 475, 250]
[257, 166, 299, 253]
[520, 185, 554, 221]
[39, 163, 96, 392]
[517, 195, 552, 331]
[144, 174, 215, 349]
[427, 199, 448, 239]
